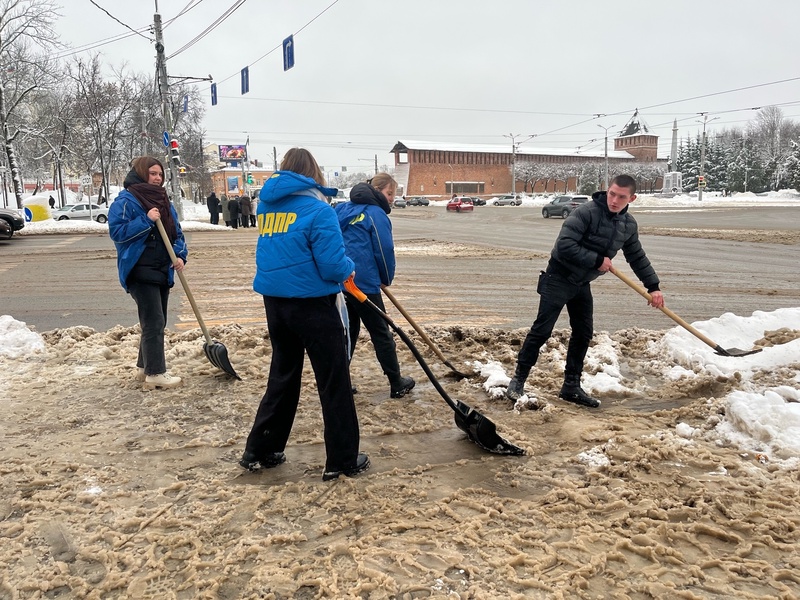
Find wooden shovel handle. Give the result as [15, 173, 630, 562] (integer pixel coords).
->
[155, 218, 213, 345]
[609, 266, 722, 352]
[381, 286, 451, 366]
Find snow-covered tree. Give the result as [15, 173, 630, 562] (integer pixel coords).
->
[0, 0, 60, 207]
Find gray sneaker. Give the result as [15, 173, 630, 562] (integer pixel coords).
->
[505, 378, 525, 401]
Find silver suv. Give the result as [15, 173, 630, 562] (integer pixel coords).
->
[541, 195, 589, 218]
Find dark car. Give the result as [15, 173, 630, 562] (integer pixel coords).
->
[467, 196, 486, 206]
[406, 196, 430, 206]
[0, 207, 25, 238]
[393, 198, 407, 208]
[541, 195, 589, 218]
[446, 197, 474, 212]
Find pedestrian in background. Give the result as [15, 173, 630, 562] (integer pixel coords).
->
[207, 192, 220, 225]
[228, 195, 240, 229]
[335, 173, 415, 398]
[239, 194, 252, 228]
[241, 147, 369, 482]
[108, 156, 187, 390]
[221, 193, 231, 227]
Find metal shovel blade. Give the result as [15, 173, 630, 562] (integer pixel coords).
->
[155, 218, 241, 380]
[453, 402, 525, 455]
[715, 346, 762, 358]
[203, 340, 242, 380]
[344, 276, 524, 456]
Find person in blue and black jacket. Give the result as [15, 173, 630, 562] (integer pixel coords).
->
[240, 148, 369, 482]
[335, 173, 415, 399]
[108, 156, 187, 390]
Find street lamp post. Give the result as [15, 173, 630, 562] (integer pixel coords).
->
[596, 124, 616, 190]
[696, 113, 719, 202]
[447, 163, 454, 196]
[503, 133, 535, 196]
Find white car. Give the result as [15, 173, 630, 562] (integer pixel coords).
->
[53, 203, 109, 223]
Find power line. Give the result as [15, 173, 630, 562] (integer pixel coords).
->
[210, 0, 341, 87]
[163, 0, 206, 30]
[167, 0, 248, 60]
[88, 0, 152, 40]
[217, 95, 593, 117]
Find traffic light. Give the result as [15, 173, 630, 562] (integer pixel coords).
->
[247, 173, 253, 185]
[179, 166, 186, 175]
[169, 138, 180, 165]
[698, 175, 705, 187]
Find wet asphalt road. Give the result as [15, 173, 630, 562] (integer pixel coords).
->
[2, 204, 798, 334]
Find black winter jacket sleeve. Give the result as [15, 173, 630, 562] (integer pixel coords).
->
[551, 195, 660, 292]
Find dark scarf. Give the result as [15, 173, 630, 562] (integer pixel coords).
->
[349, 182, 392, 214]
[124, 169, 177, 241]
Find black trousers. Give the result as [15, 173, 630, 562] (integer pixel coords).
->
[345, 292, 401, 384]
[246, 295, 360, 472]
[517, 270, 593, 377]
[210, 212, 219, 225]
[128, 280, 171, 375]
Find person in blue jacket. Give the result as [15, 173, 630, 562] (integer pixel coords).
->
[335, 173, 415, 398]
[241, 148, 369, 482]
[108, 156, 187, 390]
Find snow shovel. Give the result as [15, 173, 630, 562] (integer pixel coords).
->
[610, 266, 762, 357]
[155, 218, 241, 379]
[344, 276, 524, 456]
[381, 286, 472, 379]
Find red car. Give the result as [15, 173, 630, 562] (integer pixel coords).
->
[446, 197, 474, 212]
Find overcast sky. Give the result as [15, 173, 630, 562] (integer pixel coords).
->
[55, 0, 800, 175]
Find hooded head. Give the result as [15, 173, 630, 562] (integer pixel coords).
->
[123, 156, 166, 189]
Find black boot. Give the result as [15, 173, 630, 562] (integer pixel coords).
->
[505, 364, 530, 401]
[559, 372, 600, 408]
[390, 376, 415, 398]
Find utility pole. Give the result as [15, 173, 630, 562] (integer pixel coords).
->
[374, 154, 378, 174]
[153, 10, 183, 220]
[273, 147, 278, 171]
[503, 133, 535, 196]
[596, 123, 616, 190]
[696, 113, 718, 202]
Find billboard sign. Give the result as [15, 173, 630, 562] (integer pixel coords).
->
[219, 144, 247, 162]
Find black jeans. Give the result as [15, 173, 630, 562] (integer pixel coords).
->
[517, 270, 593, 377]
[345, 292, 401, 384]
[246, 295, 360, 472]
[127, 280, 171, 375]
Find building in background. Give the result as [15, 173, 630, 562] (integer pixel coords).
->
[391, 111, 666, 197]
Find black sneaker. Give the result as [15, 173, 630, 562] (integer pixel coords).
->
[559, 385, 601, 408]
[351, 385, 358, 395]
[390, 376, 416, 398]
[239, 450, 287, 471]
[322, 452, 370, 481]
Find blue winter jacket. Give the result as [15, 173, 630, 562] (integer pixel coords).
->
[335, 183, 396, 294]
[253, 171, 354, 298]
[108, 189, 187, 291]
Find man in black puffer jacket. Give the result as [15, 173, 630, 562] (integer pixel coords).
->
[506, 174, 664, 408]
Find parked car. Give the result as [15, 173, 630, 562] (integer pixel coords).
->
[446, 197, 474, 212]
[541, 195, 589, 218]
[393, 198, 407, 208]
[53, 203, 109, 223]
[491, 195, 521, 206]
[467, 196, 486, 206]
[0, 207, 25, 237]
[406, 196, 430, 206]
